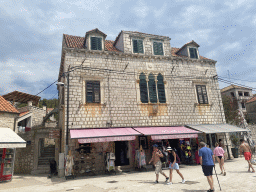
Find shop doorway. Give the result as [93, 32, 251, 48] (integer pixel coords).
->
[115, 141, 129, 166]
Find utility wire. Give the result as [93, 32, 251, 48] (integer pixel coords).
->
[36, 79, 58, 96]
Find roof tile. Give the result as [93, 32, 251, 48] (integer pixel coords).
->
[247, 96, 256, 104]
[0, 96, 19, 114]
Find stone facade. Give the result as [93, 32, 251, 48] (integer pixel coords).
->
[246, 99, 256, 124]
[0, 112, 18, 131]
[58, 29, 226, 174]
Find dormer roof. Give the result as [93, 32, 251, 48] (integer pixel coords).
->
[176, 40, 200, 55]
[85, 28, 107, 38]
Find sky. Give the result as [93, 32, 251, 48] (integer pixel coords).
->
[1, 0, 256, 99]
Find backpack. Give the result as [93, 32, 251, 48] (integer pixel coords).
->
[159, 148, 167, 163]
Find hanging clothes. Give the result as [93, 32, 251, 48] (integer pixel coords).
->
[65, 155, 74, 176]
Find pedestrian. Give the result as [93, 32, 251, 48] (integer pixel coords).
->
[166, 146, 185, 185]
[199, 141, 215, 192]
[149, 144, 169, 183]
[213, 142, 226, 176]
[239, 139, 255, 173]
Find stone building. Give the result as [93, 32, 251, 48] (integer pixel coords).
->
[221, 85, 253, 113]
[0, 95, 19, 130]
[58, 29, 243, 176]
[246, 96, 256, 124]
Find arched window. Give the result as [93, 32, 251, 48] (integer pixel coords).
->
[139, 73, 148, 103]
[148, 73, 157, 103]
[157, 73, 166, 103]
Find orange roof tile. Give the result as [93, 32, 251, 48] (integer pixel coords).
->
[171, 47, 212, 60]
[63, 34, 120, 52]
[0, 96, 19, 114]
[19, 111, 29, 117]
[247, 96, 256, 104]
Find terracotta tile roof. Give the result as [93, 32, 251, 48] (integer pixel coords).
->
[19, 111, 29, 117]
[247, 96, 256, 104]
[221, 84, 252, 93]
[0, 96, 19, 114]
[63, 34, 120, 52]
[47, 108, 54, 113]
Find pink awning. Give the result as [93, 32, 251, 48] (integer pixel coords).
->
[70, 128, 141, 143]
[134, 126, 199, 140]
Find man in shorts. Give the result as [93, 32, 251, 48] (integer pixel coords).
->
[240, 139, 255, 173]
[149, 144, 169, 183]
[199, 142, 215, 192]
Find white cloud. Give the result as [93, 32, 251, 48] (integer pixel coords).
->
[132, 0, 149, 19]
[222, 42, 241, 51]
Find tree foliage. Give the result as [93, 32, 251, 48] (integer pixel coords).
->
[39, 98, 58, 108]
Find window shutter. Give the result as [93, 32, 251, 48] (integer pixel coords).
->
[158, 42, 163, 55]
[153, 42, 158, 55]
[189, 48, 198, 59]
[93, 81, 100, 103]
[86, 82, 93, 103]
[91, 37, 97, 50]
[148, 74, 157, 103]
[196, 85, 208, 104]
[138, 40, 144, 53]
[201, 85, 208, 104]
[133, 40, 138, 53]
[157, 74, 166, 103]
[97, 37, 102, 50]
[139, 73, 148, 103]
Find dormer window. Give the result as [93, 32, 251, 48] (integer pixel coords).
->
[153, 42, 163, 55]
[91, 37, 102, 51]
[189, 47, 198, 59]
[133, 39, 144, 54]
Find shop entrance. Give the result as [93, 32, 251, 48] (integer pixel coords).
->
[115, 141, 129, 166]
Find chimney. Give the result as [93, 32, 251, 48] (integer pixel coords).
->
[28, 101, 33, 106]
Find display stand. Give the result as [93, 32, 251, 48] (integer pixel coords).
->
[0, 148, 15, 182]
[65, 150, 75, 180]
[135, 146, 146, 171]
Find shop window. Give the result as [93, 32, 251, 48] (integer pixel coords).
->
[196, 85, 208, 104]
[139, 73, 148, 103]
[86, 81, 100, 103]
[76, 143, 91, 154]
[139, 136, 148, 149]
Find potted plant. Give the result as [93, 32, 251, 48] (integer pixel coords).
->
[230, 134, 240, 158]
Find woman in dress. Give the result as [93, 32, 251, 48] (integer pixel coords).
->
[213, 142, 226, 175]
[166, 146, 185, 185]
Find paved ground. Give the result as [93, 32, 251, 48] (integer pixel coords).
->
[1, 157, 256, 192]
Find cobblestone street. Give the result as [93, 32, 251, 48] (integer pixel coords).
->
[1, 157, 255, 192]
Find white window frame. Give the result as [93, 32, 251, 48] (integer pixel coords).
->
[88, 35, 104, 51]
[152, 40, 164, 56]
[132, 38, 145, 54]
[188, 46, 199, 59]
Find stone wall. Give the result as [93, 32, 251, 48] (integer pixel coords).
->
[248, 124, 256, 142]
[61, 50, 225, 130]
[0, 112, 18, 131]
[30, 106, 46, 127]
[14, 131, 35, 174]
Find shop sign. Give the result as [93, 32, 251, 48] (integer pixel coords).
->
[152, 134, 198, 140]
[78, 136, 136, 143]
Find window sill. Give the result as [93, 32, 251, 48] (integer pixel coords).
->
[194, 103, 213, 107]
[139, 102, 168, 105]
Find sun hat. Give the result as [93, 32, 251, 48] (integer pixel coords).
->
[152, 144, 158, 148]
[166, 147, 173, 151]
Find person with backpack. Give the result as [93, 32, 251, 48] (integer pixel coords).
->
[166, 147, 185, 185]
[149, 144, 169, 183]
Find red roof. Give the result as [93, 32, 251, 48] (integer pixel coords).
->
[247, 96, 256, 104]
[63, 34, 120, 52]
[19, 111, 29, 117]
[0, 96, 19, 114]
[171, 47, 211, 60]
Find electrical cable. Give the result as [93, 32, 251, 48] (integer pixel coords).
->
[35, 79, 58, 96]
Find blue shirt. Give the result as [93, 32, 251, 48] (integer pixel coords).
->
[199, 147, 214, 166]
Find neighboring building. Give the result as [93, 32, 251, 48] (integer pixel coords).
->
[246, 96, 256, 124]
[58, 28, 239, 176]
[0, 95, 19, 130]
[2, 91, 59, 174]
[221, 85, 253, 112]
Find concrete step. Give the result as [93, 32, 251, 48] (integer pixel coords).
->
[31, 166, 50, 174]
